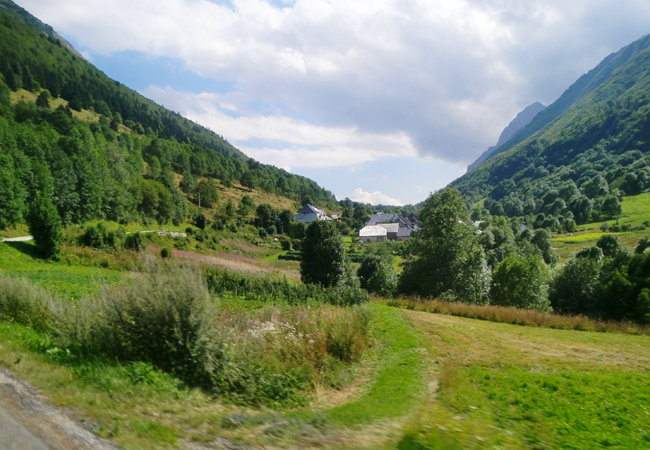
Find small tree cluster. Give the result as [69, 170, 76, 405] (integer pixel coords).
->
[26, 191, 62, 260]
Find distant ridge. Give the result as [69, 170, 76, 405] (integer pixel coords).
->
[452, 32, 650, 211]
[467, 102, 546, 172]
[0, 0, 81, 57]
[485, 33, 650, 161]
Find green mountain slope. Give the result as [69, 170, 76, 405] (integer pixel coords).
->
[452, 33, 650, 232]
[0, 3, 244, 160]
[0, 3, 336, 230]
[481, 33, 650, 165]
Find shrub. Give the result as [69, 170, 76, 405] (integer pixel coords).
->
[87, 265, 219, 387]
[195, 213, 207, 230]
[301, 221, 346, 288]
[160, 248, 172, 259]
[357, 254, 397, 297]
[82, 223, 106, 249]
[490, 255, 551, 311]
[204, 268, 369, 306]
[124, 233, 145, 252]
[105, 228, 126, 250]
[280, 237, 292, 251]
[0, 271, 55, 333]
[174, 237, 189, 250]
[26, 191, 63, 260]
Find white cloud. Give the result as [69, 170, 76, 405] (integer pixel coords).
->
[15, 0, 650, 167]
[145, 85, 418, 169]
[350, 188, 403, 206]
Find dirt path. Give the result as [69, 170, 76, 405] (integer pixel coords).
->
[147, 245, 300, 279]
[1, 236, 33, 242]
[0, 366, 119, 450]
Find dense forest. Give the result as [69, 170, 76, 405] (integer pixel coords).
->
[0, 8, 338, 230]
[453, 33, 650, 233]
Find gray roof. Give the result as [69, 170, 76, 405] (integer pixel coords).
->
[379, 223, 399, 233]
[298, 204, 322, 214]
[367, 213, 400, 225]
[295, 204, 330, 223]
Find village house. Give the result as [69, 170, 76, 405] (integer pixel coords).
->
[294, 204, 331, 223]
[358, 213, 419, 242]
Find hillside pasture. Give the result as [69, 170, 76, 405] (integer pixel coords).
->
[399, 309, 650, 450]
[551, 192, 650, 258]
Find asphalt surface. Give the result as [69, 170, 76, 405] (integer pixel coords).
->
[0, 367, 119, 450]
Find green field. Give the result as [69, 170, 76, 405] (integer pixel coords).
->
[1, 234, 649, 449]
[0, 240, 124, 298]
[399, 310, 650, 450]
[552, 192, 650, 259]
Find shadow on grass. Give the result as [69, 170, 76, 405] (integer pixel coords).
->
[3, 240, 43, 259]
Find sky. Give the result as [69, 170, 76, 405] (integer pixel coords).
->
[14, 0, 650, 205]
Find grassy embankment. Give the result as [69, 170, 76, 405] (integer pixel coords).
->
[552, 192, 650, 259]
[379, 297, 650, 336]
[0, 237, 425, 449]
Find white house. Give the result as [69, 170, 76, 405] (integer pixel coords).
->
[359, 225, 388, 243]
[294, 204, 331, 224]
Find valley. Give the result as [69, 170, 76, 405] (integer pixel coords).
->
[2, 1, 650, 448]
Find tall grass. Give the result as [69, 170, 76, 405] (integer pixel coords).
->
[205, 268, 370, 306]
[381, 297, 650, 336]
[0, 266, 372, 406]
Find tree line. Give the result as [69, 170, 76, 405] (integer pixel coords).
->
[301, 188, 650, 324]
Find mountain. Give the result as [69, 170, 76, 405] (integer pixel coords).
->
[0, 0, 80, 57]
[451, 33, 650, 232]
[0, 1, 336, 229]
[467, 102, 546, 172]
[483, 34, 650, 163]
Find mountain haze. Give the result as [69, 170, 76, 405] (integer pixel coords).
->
[485, 34, 650, 162]
[467, 102, 546, 172]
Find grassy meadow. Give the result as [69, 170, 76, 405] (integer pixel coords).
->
[398, 309, 650, 450]
[552, 192, 650, 259]
[1, 212, 649, 449]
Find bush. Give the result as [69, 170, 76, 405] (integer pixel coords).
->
[280, 237, 292, 251]
[82, 224, 105, 249]
[357, 254, 396, 297]
[195, 213, 207, 230]
[26, 191, 63, 260]
[174, 237, 189, 250]
[88, 265, 219, 387]
[204, 268, 369, 306]
[301, 221, 346, 288]
[160, 247, 172, 259]
[490, 255, 551, 311]
[0, 271, 55, 333]
[124, 233, 145, 252]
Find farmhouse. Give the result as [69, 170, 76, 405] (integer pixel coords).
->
[294, 204, 331, 224]
[359, 225, 388, 242]
[359, 213, 419, 242]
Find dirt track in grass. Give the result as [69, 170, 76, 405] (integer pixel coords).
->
[146, 246, 300, 279]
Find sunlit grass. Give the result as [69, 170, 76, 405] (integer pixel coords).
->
[379, 297, 650, 336]
[399, 311, 650, 449]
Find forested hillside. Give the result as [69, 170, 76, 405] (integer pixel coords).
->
[0, 6, 336, 230]
[453, 33, 650, 233]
